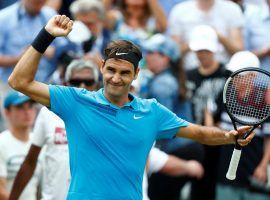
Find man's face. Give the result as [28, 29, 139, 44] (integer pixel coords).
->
[23, 0, 46, 15]
[145, 52, 170, 74]
[76, 11, 103, 37]
[196, 50, 215, 68]
[5, 101, 36, 129]
[68, 68, 98, 91]
[101, 58, 139, 98]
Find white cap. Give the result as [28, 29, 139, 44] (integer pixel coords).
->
[189, 25, 219, 52]
[226, 51, 260, 72]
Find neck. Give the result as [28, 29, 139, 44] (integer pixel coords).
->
[197, 0, 215, 12]
[199, 61, 219, 76]
[9, 126, 30, 142]
[104, 91, 130, 108]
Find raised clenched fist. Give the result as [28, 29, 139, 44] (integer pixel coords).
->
[45, 15, 73, 37]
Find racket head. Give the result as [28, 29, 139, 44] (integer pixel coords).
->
[223, 67, 270, 126]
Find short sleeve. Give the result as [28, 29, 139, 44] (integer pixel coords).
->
[148, 147, 169, 174]
[168, 5, 183, 37]
[31, 107, 47, 147]
[154, 101, 189, 140]
[0, 149, 7, 178]
[49, 85, 82, 120]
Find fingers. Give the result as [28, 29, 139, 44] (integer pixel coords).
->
[237, 131, 255, 146]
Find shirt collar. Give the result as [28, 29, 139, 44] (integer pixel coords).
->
[94, 88, 139, 110]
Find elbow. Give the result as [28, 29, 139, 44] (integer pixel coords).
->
[8, 76, 28, 91]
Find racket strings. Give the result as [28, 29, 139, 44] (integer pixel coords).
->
[226, 72, 270, 124]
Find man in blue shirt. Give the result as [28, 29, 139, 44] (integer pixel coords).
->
[8, 15, 255, 200]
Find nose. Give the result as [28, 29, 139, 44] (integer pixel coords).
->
[79, 82, 86, 88]
[111, 74, 121, 83]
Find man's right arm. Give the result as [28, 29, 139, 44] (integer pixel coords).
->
[8, 15, 73, 107]
[9, 145, 42, 200]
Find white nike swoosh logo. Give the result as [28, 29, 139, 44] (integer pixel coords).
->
[133, 115, 143, 120]
[116, 52, 128, 56]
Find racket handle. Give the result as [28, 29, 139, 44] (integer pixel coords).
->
[226, 148, 242, 180]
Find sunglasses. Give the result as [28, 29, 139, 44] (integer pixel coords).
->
[69, 79, 96, 87]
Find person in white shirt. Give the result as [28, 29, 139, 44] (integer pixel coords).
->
[169, 0, 244, 70]
[143, 147, 204, 200]
[9, 59, 100, 200]
[0, 90, 40, 200]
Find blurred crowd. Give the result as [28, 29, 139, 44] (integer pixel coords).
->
[0, 0, 270, 200]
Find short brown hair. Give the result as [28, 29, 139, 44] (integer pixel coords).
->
[104, 40, 142, 69]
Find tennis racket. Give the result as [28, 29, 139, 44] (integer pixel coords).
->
[223, 67, 270, 180]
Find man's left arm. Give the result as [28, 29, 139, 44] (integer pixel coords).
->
[176, 123, 254, 146]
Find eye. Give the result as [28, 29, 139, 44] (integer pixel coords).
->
[121, 71, 131, 75]
[106, 67, 115, 73]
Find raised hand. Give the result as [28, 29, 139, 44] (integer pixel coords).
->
[45, 15, 73, 37]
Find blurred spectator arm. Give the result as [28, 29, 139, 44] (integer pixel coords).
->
[252, 136, 270, 183]
[0, 178, 8, 200]
[147, 0, 167, 32]
[46, 0, 62, 12]
[217, 27, 244, 55]
[160, 155, 204, 178]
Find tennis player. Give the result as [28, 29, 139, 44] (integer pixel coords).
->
[8, 15, 255, 200]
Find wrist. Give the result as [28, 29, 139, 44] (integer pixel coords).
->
[31, 27, 55, 54]
[225, 131, 236, 144]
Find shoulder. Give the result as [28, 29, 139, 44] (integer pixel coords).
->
[0, 130, 11, 145]
[217, 0, 241, 10]
[171, 1, 194, 12]
[0, 3, 18, 22]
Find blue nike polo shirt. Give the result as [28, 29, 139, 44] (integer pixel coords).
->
[49, 85, 189, 200]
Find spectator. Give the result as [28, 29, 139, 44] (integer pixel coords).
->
[104, 0, 167, 41]
[169, 0, 244, 69]
[9, 59, 100, 200]
[215, 51, 270, 200]
[141, 33, 204, 200]
[186, 25, 232, 200]
[244, 0, 270, 71]
[0, 91, 41, 200]
[69, 0, 112, 67]
[143, 147, 204, 200]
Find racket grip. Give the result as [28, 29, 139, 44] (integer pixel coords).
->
[226, 148, 242, 180]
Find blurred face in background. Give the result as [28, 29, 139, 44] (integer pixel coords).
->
[196, 50, 215, 69]
[146, 52, 170, 74]
[23, 0, 46, 16]
[125, 0, 147, 17]
[76, 11, 103, 37]
[68, 67, 98, 91]
[5, 101, 36, 129]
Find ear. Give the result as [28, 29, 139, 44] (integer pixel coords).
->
[134, 67, 140, 80]
[100, 60, 105, 73]
[4, 108, 10, 119]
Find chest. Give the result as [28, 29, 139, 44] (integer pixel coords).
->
[68, 103, 157, 150]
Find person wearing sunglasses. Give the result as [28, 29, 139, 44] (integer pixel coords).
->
[9, 58, 99, 200]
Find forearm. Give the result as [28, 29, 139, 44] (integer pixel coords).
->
[0, 191, 8, 200]
[177, 124, 235, 146]
[160, 155, 189, 176]
[147, 0, 167, 32]
[197, 125, 235, 145]
[259, 136, 270, 168]
[218, 29, 243, 55]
